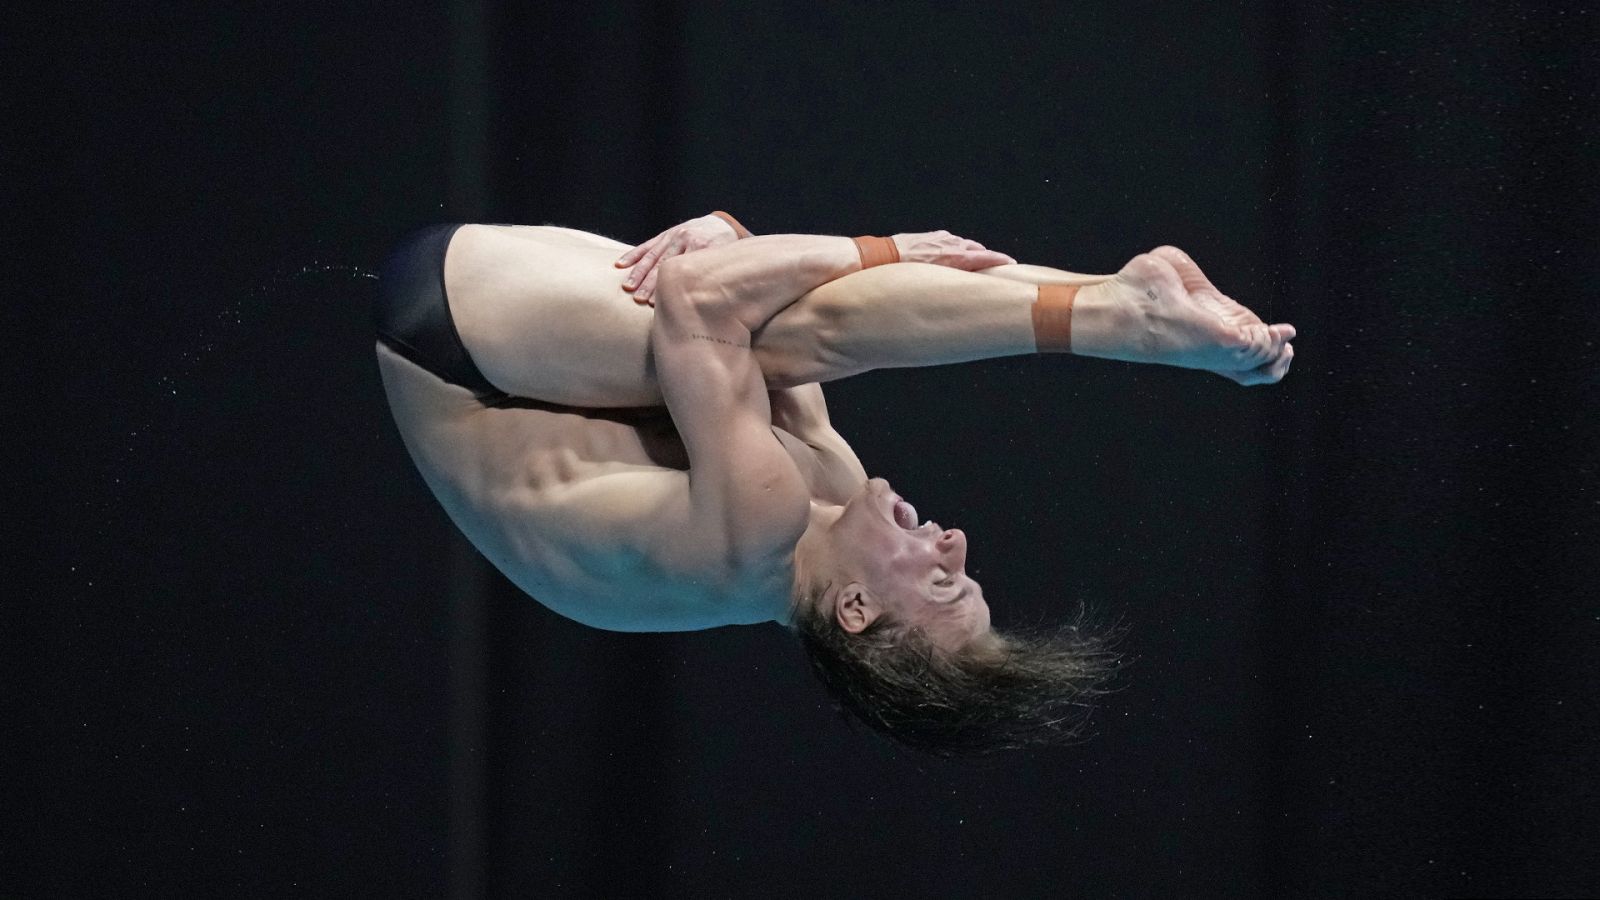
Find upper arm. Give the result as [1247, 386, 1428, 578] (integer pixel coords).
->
[769, 382, 867, 477]
[767, 382, 832, 436]
[649, 258, 810, 569]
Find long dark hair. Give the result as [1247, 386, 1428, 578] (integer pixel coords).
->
[791, 585, 1129, 757]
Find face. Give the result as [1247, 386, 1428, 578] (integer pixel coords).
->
[825, 477, 992, 651]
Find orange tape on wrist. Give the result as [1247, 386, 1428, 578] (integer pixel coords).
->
[1032, 284, 1079, 353]
[710, 210, 753, 239]
[852, 235, 900, 270]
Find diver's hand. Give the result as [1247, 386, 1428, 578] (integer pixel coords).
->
[891, 230, 1017, 271]
[616, 214, 743, 306]
[1087, 245, 1296, 386]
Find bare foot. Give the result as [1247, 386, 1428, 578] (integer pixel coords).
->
[1081, 246, 1296, 386]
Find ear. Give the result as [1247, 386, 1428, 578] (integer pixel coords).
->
[833, 583, 879, 634]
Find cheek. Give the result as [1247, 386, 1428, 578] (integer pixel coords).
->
[840, 515, 897, 568]
[854, 513, 899, 553]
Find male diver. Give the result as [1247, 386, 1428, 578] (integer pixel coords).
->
[374, 212, 1295, 755]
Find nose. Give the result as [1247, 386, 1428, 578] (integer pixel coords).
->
[937, 528, 967, 570]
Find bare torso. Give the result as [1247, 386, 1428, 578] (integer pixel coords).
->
[375, 226, 866, 631]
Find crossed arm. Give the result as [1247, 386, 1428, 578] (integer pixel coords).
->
[623, 216, 1115, 433]
[642, 219, 1109, 564]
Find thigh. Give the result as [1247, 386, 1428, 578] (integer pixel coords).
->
[446, 224, 662, 408]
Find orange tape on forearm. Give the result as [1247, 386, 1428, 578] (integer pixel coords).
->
[1032, 283, 1079, 353]
[710, 210, 753, 239]
[852, 235, 900, 270]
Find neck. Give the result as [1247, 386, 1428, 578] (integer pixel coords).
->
[776, 500, 845, 626]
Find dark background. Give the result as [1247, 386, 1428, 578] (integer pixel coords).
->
[21, 1, 1597, 897]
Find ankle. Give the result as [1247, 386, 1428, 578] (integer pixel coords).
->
[1074, 282, 1144, 360]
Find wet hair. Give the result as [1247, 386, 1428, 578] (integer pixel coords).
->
[790, 579, 1128, 757]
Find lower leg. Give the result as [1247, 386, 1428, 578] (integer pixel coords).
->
[973, 262, 1115, 287]
[748, 262, 1131, 387]
[753, 252, 1295, 389]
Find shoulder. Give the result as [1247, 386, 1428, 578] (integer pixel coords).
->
[666, 460, 810, 586]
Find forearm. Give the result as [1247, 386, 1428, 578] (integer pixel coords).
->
[677, 234, 862, 333]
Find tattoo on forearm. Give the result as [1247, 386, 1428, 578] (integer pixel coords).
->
[690, 332, 750, 349]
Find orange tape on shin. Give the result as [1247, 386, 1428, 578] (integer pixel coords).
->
[1033, 284, 1079, 353]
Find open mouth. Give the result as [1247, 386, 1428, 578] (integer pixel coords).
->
[892, 496, 925, 531]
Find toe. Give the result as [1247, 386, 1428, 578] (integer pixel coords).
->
[1255, 343, 1294, 384]
[1235, 323, 1275, 366]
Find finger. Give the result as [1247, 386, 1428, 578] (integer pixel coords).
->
[635, 267, 660, 305]
[617, 234, 662, 268]
[1271, 323, 1297, 344]
[965, 249, 1017, 269]
[632, 238, 686, 303]
[638, 235, 694, 291]
[620, 242, 658, 277]
[625, 239, 675, 290]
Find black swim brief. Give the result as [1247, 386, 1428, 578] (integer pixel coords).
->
[374, 223, 510, 404]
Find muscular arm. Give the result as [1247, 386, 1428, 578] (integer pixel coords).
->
[676, 233, 864, 332]
[649, 259, 810, 573]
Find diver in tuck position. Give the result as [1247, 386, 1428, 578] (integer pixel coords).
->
[373, 211, 1296, 756]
